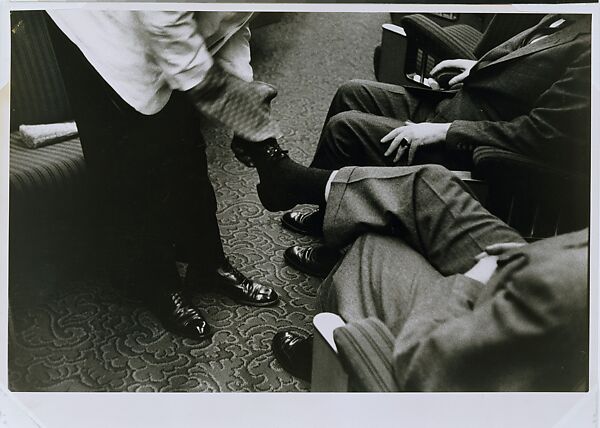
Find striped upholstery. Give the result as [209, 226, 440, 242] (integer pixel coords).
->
[400, 15, 480, 80]
[443, 25, 482, 56]
[401, 14, 546, 67]
[10, 132, 86, 208]
[10, 11, 72, 131]
[10, 11, 87, 211]
[472, 146, 589, 239]
[401, 14, 480, 61]
[333, 317, 397, 392]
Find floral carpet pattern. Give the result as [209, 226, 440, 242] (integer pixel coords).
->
[9, 12, 388, 392]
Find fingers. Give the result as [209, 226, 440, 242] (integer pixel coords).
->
[382, 122, 416, 162]
[407, 141, 418, 165]
[431, 59, 462, 76]
[385, 134, 406, 157]
[423, 77, 440, 90]
[393, 140, 408, 163]
[448, 70, 469, 87]
[430, 60, 450, 76]
[474, 242, 526, 261]
[381, 127, 402, 143]
[484, 242, 526, 255]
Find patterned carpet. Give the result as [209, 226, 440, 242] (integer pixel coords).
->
[8, 12, 388, 392]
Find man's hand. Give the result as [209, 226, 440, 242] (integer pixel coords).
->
[380, 121, 450, 164]
[430, 59, 477, 88]
[474, 242, 527, 261]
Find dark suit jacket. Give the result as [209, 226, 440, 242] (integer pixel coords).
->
[432, 15, 591, 170]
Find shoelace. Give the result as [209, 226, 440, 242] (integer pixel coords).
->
[171, 293, 204, 326]
[224, 263, 271, 301]
[240, 277, 272, 300]
[222, 258, 275, 300]
[265, 144, 289, 160]
[296, 212, 313, 223]
[299, 246, 316, 261]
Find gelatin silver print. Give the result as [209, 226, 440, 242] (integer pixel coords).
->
[7, 10, 591, 395]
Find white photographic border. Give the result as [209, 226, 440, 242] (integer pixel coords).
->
[0, 3, 597, 427]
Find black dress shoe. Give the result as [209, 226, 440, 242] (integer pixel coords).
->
[187, 258, 279, 307]
[284, 244, 340, 278]
[272, 331, 313, 382]
[281, 210, 324, 237]
[230, 136, 288, 168]
[154, 291, 211, 342]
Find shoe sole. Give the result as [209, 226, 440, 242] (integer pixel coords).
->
[199, 284, 281, 307]
[283, 248, 329, 278]
[233, 295, 280, 307]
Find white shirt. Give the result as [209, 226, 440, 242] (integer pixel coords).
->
[49, 11, 254, 114]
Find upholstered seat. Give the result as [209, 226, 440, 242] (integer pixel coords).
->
[10, 11, 88, 213]
[10, 132, 86, 206]
[9, 11, 92, 278]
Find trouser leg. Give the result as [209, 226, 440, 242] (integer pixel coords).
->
[310, 79, 438, 170]
[324, 165, 525, 275]
[310, 79, 468, 171]
[310, 112, 402, 170]
[154, 94, 226, 275]
[322, 79, 434, 124]
[47, 17, 224, 291]
[318, 233, 447, 336]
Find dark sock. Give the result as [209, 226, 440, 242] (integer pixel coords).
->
[252, 140, 333, 211]
[260, 157, 331, 205]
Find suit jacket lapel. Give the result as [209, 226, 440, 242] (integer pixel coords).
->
[472, 15, 588, 74]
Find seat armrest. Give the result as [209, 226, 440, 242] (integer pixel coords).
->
[377, 24, 414, 85]
[311, 312, 349, 392]
[472, 146, 588, 184]
[333, 317, 397, 392]
[472, 146, 589, 238]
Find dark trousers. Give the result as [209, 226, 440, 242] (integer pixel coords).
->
[47, 17, 225, 292]
[310, 79, 472, 171]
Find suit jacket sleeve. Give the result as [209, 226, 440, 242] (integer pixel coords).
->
[444, 47, 591, 166]
[392, 246, 588, 391]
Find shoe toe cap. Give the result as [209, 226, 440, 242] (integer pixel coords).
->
[185, 319, 211, 341]
[284, 245, 303, 261]
[272, 331, 298, 359]
[272, 331, 312, 381]
[252, 281, 279, 305]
